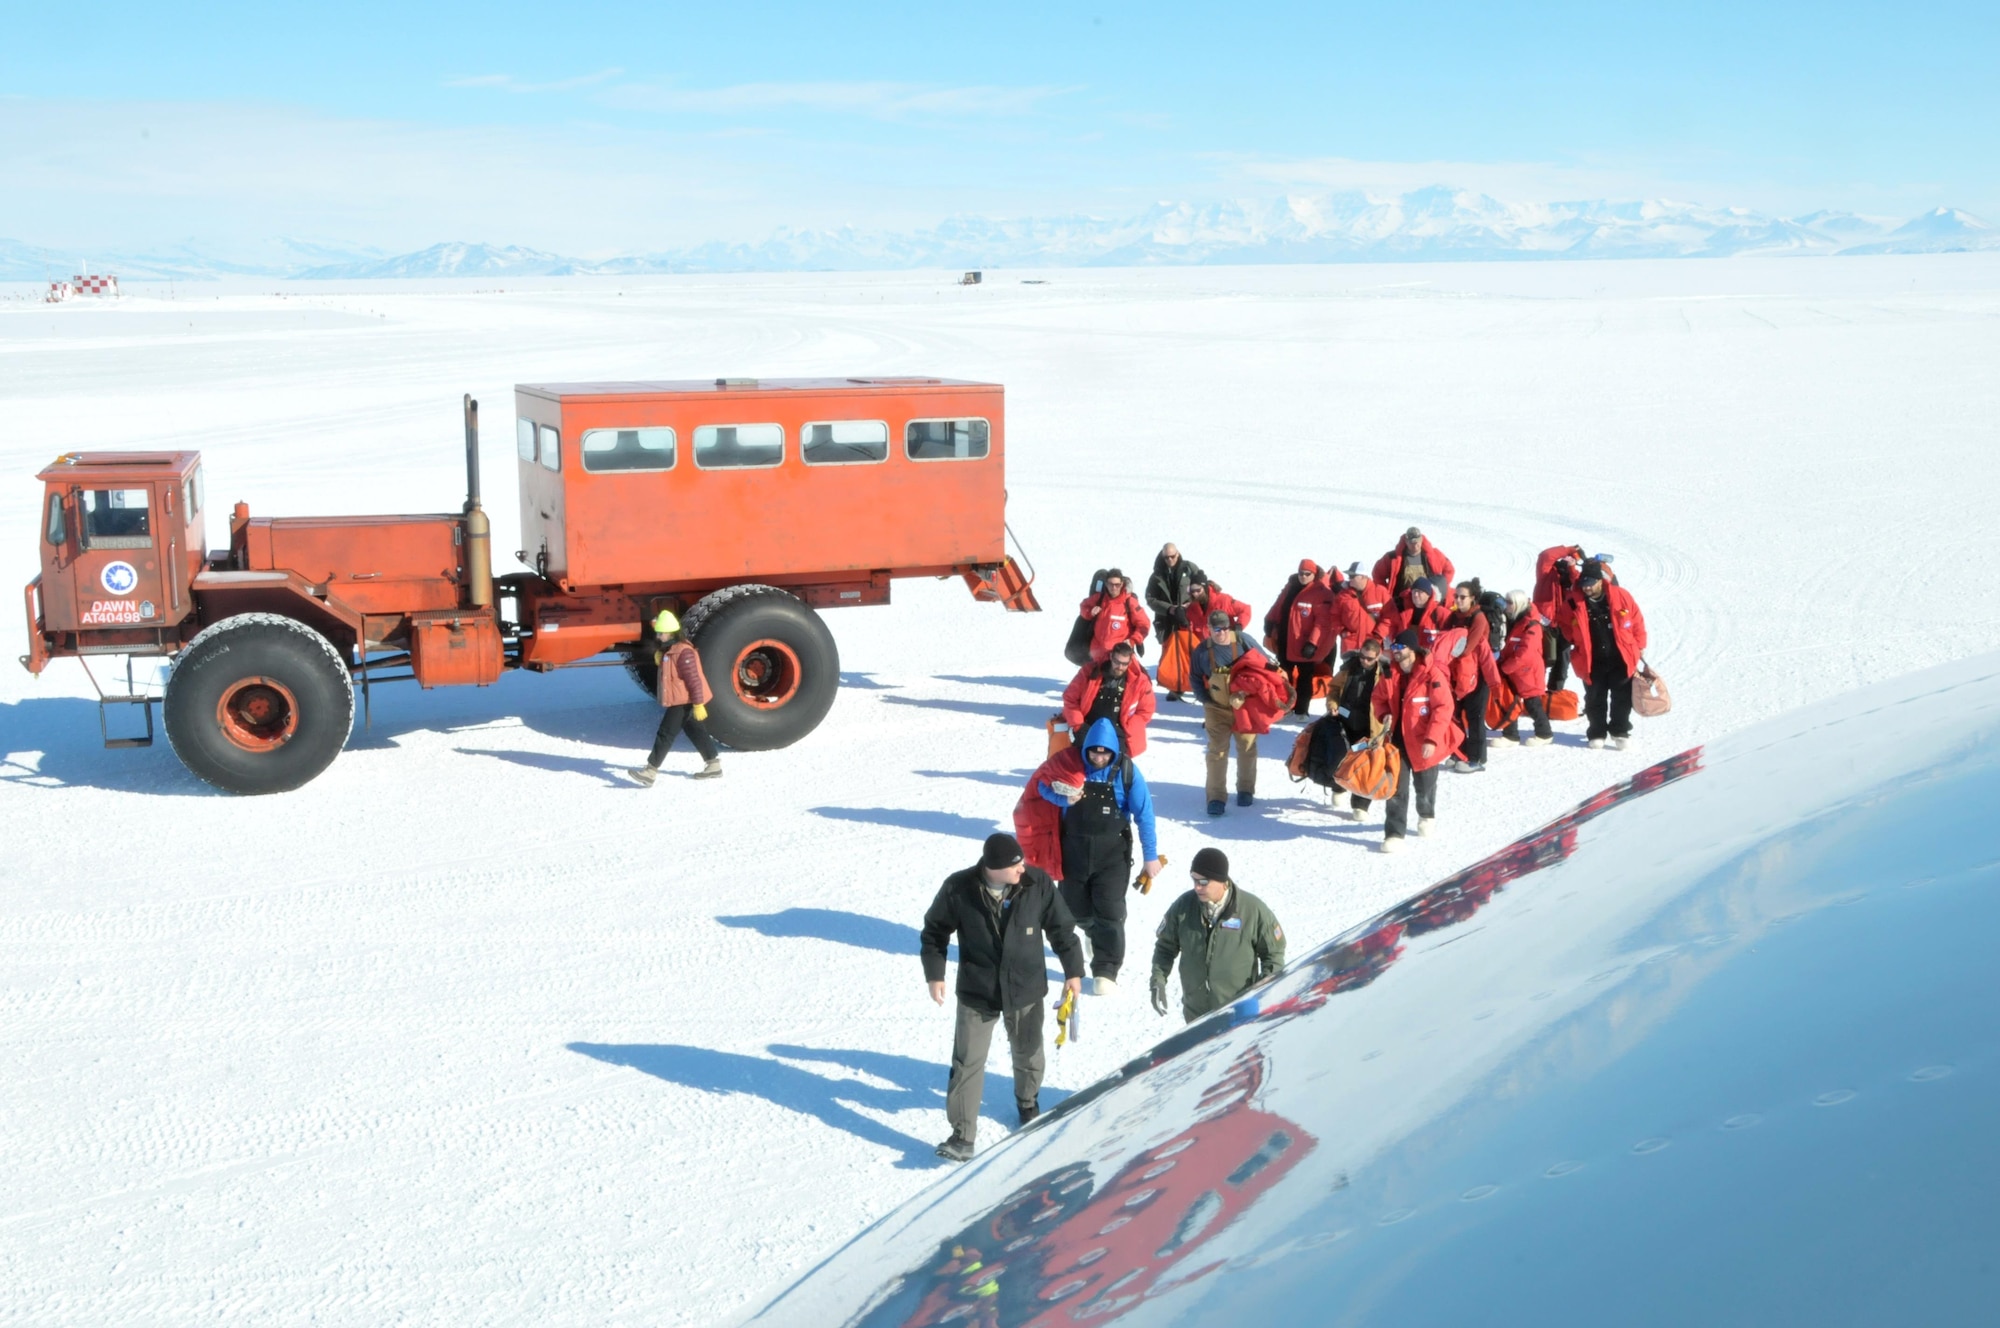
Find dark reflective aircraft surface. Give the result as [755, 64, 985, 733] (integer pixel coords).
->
[752, 655, 2000, 1327]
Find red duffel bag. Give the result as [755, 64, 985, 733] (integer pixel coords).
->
[1486, 678, 1522, 729]
[1546, 688, 1581, 721]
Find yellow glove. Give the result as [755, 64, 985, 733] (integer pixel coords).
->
[691, 703, 708, 721]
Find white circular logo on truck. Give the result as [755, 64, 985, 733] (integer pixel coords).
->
[101, 562, 139, 596]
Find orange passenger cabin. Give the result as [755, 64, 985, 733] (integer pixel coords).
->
[512, 378, 1006, 591]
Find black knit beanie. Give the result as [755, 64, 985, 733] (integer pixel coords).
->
[982, 833, 1024, 870]
[1191, 846, 1230, 881]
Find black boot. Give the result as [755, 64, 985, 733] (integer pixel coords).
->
[1017, 1100, 1040, 1126]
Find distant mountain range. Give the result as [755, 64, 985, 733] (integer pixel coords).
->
[4, 192, 1995, 282]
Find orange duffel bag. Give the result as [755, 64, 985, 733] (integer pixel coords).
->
[1155, 627, 1196, 695]
[1546, 688, 1580, 721]
[1336, 738, 1401, 801]
[1486, 678, 1522, 729]
[1046, 715, 1073, 758]
[1631, 662, 1672, 718]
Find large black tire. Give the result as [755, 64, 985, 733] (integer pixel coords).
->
[164, 613, 354, 794]
[623, 649, 659, 701]
[683, 585, 839, 751]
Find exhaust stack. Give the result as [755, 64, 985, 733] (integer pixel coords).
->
[462, 394, 493, 609]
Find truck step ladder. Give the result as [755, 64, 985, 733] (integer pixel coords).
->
[84, 657, 157, 749]
[963, 524, 1042, 613]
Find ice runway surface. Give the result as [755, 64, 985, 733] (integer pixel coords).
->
[3, 256, 1998, 1325]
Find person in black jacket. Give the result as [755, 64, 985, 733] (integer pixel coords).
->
[1144, 544, 1206, 699]
[922, 833, 1086, 1162]
[1330, 637, 1386, 821]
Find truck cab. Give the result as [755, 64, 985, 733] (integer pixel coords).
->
[30, 452, 206, 664]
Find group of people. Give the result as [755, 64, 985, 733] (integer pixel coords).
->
[619, 529, 1650, 1163]
[914, 525, 1653, 1161]
[1067, 529, 1651, 852]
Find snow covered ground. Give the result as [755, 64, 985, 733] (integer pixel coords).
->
[3, 256, 1998, 1326]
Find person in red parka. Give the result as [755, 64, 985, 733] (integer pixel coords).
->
[1496, 589, 1553, 746]
[1343, 563, 1393, 621]
[1188, 580, 1253, 643]
[1373, 577, 1450, 648]
[1060, 640, 1157, 756]
[1442, 581, 1503, 773]
[1371, 628, 1464, 851]
[1372, 527, 1455, 608]
[1078, 568, 1151, 663]
[1533, 543, 1587, 692]
[1264, 560, 1330, 716]
[1558, 562, 1648, 750]
[1013, 743, 1085, 877]
[1296, 572, 1377, 676]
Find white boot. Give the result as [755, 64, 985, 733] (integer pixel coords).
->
[692, 759, 723, 779]
[1418, 817, 1436, 837]
[1093, 976, 1118, 997]
[1611, 735, 1630, 751]
[1379, 836, 1403, 854]
[624, 765, 659, 787]
[1587, 738, 1606, 750]
[1523, 735, 1552, 748]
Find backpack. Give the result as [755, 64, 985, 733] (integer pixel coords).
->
[1288, 717, 1350, 789]
[1062, 568, 1113, 666]
[1478, 592, 1508, 652]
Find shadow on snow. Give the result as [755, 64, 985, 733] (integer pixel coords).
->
[568, 1040, 1068, 1169]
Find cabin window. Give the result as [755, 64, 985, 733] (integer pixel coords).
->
[517, 418, 536, 462]
[693, 423, 784, 470]
[537, 424, 561, 472]
[582, 427, 677, 473]
[802, 420, 889, 465]
[184, 466, 204, 516]
[905, 418, 990, 461]
[45, 492, 66, 546]
[81, 488, 153, 549]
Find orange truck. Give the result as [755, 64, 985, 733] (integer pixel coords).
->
[22, 377, 1039, 793]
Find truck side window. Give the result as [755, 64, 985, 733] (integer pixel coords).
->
[517, 419, 536, 462]
[537, 425, 561, 472]
[184, 467, 203, 516]
[694, 424, 783, 470]
[906, 418, 990, 461]
[81, 489, 152, 549]
[582, 427, 676, 473]
[802, 420, 888, 465]
[46, 492, 66, 546]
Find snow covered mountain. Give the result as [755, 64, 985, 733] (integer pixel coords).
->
[4, 194, 1995, 282]
[296, 242, 587, 279]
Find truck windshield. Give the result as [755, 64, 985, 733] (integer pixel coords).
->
[81, 488, 152, 549]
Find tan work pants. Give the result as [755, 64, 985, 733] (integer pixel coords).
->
[1203, 704, 1258, 801]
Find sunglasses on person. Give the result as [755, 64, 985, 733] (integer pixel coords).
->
[1190, 872, 1214, 886]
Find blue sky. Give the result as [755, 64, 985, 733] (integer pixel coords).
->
[2, 1, 1994, 256]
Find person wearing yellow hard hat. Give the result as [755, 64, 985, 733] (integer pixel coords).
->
[625, 608, 723, 785]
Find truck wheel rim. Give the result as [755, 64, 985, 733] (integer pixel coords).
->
[731, 639, 802, 708]
[216, 676, 300, 752]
